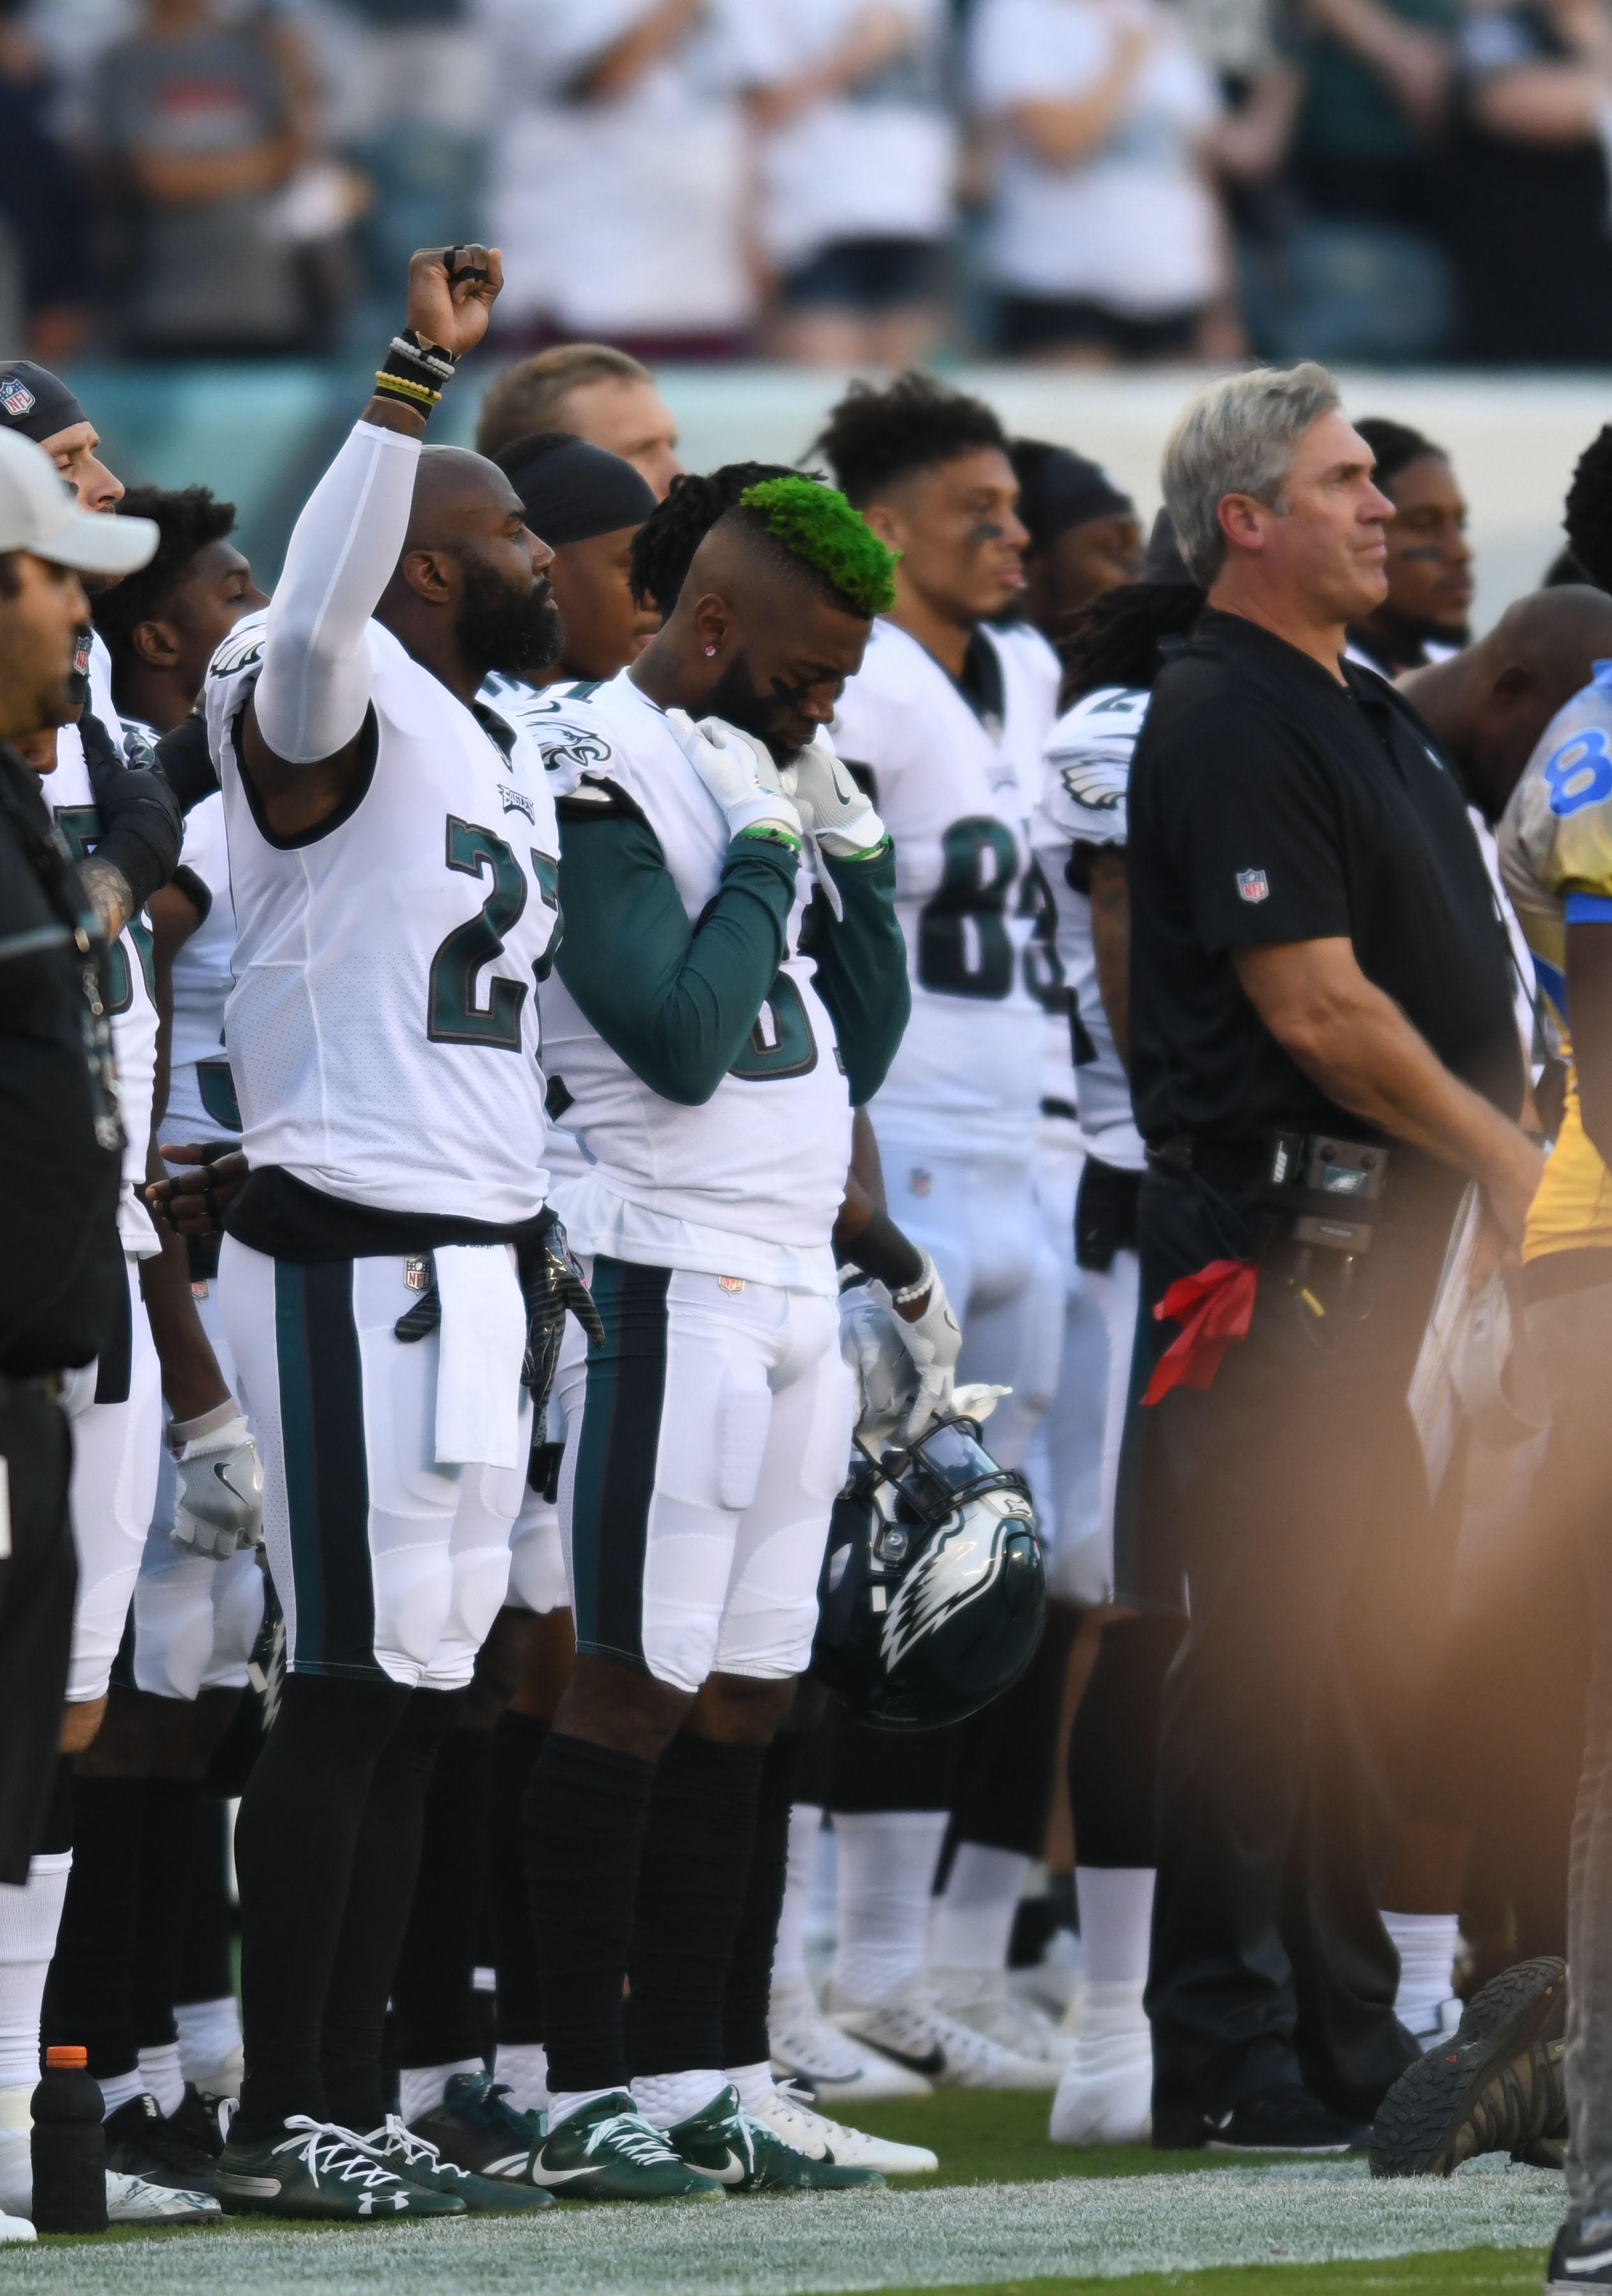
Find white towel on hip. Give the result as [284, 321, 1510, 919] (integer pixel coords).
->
[433, 1242, 528, 1471]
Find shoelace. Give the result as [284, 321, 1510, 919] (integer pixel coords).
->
[274, 2117, 409, 2192]
[761, 2084, 836, 2156]
[580, 2112, 683, 2167]
[367, 2114, 469, 2182]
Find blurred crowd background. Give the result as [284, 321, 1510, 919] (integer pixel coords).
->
[4, 0, 1612, 376]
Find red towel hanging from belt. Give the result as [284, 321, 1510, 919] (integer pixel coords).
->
[1141, 1259, 1258, 1405]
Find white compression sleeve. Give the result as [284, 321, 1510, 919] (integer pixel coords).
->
[253, 419, 421, 764]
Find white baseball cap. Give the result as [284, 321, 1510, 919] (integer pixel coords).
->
[0, 426, 157, 577]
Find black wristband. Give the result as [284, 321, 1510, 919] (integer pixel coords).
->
[835, 1206, 925, 1292]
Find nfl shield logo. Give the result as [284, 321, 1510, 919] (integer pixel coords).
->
[0, 376, 35, 418]
[1236, 868, 1270, 904]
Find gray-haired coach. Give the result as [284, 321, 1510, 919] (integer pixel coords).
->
[1125, 366, 1541, 2151]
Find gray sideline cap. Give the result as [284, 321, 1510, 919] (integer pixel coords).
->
[0, 429, 157, 578]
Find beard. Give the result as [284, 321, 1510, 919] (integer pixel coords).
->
[703, 648, 802, 762]
[455, 558, 565, 682]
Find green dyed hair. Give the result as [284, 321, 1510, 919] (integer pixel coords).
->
[739, 475, 898, 619]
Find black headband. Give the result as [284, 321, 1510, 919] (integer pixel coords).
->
[494, 430, 658, 547]
[1021, 450, 1134, 549]
[0, 362, 87, 445]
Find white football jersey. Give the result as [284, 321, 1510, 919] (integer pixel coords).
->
[831, 619, 1063, 1158]
[522, 668, 854, 1293]
[207, 610, 559, 1225]
[50, 637, 161, 1251]
[165, 790, 240, 1143]
[1033, 684, 1148, 1172]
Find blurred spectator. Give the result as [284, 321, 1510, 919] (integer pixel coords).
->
[476, 0, 752, 355]
[1273, 0, 1459, 357]
[473, 342, 683, 497]
[732, 0, 955, 366]
[1009, 436, 1142, 642]
[967, 0, 1230, 362]
[316, 0, 485, 301]
[0, 0, 92, 359]
[1442, 0, 1612, 362]
[88, 0, 351, 353]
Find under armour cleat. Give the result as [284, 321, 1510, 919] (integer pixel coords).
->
[215, 2116, 464, 2219]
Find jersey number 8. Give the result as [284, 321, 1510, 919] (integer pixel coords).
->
[1545, 727, 1612, 818]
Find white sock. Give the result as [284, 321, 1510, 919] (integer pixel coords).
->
[174, 1996, 240, 2086]
[726, 2060, 774, 2114]
[98, 2070, 145, 2118]
[771, 1804, 822, 1994]
[631, 2069, 727, 2129]
[397, 2057, 482, 2126]
[137, 2042, 184, 2117]
[0, 1851, 71, 2091]
[1076, 1867, 1155, 1986]
[931, 1844, 1030, 1971]
[832, 1809, 949, 2007]
[1382, 1910, 1459, 2035]
[494, 2042, 549, 2114]
[0, 2090, 29, 2219]
[547, 2085, 623, 2131]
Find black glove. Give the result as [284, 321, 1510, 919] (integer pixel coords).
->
[520, 1212, 605, 1422]
[81, 709, 184, 913]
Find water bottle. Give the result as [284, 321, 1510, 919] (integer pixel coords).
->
[30, 2046, 107, 2232]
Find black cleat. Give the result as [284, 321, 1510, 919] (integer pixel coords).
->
[1370, 1954, 1567, 2177]
[407, 2072, 541, 2181]
[1548, 2214, 1612, 2289]
[164, 2082, 233, 2161]
[1206, 2086, 1371, 2153]
[104, 2091, 221, 2193]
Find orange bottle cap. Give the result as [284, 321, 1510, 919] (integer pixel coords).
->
[44, 2046, 87, 2069]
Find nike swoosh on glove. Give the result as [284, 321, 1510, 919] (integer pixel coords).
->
[781, 732, 886, 857]
[171, 1415, 264, 1557]
[665, 710, 802, 844]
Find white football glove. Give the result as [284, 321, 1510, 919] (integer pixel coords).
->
[170, 1408, 264, 1559]
[665, 709, 803, 844]
[839, 1283, 921, 1445]
[889, 1254, 962, 1441]
[782, 732, 887, 858]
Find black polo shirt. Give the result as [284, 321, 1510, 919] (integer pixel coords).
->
[0, 747, 123, 1375]
[1127, 609, 1522, 1154]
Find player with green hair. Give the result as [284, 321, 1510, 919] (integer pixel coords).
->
[506, 444, 922, 2203]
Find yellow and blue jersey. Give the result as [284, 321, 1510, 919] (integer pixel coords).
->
[1499, 661, 1612, 1258]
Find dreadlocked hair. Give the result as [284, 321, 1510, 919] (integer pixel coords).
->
[814, 372, 1007, 506]
[1354, 416, 1448, 492]
[631, 462, 797, 616]
[1056, 580, 1206, 712]
[739, 475, 897, 617]
[1567, 427, 1612, 593]
[92, 485, 239, 668]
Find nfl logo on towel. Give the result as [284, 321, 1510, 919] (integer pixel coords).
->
[1236, 868, 1269, 903]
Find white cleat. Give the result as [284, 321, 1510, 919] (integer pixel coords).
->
[771, 1977, 933, 2101]
[0, 2125, 30, 2222]
[105, 2170, 221, 2223]
[1049, 1978, 1153, 2145]
[933, 1966, 1074, 2080]
[829, 1974, 1053, 2091]
[750, 2080, 938, 2176]
[0, 2211, 34, 2243]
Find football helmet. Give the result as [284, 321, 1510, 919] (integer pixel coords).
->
[813, 1414, 1045, 1730]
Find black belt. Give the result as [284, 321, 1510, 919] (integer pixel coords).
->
[0, 1371, 63, 1407]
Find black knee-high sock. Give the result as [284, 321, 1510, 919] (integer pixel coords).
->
[131, 1778, 195, 2054]
[722, 1731, 801, 2073]
[43, 1776, 145, 2082]
[174, 1796, 233, 2008]
[489, 1711, 547, 2047]
[321, 1688, 465, 2134]
[232, 1674, 410, 2140]
[391, 1722, 492, 2077]
[626, 1732, 767, 2080]
[525, 1733, 654, 2096]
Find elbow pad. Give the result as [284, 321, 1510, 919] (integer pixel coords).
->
[83, 724, 184, 911]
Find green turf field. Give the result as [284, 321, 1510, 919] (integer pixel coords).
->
[0, 2089, 1562, 2296]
